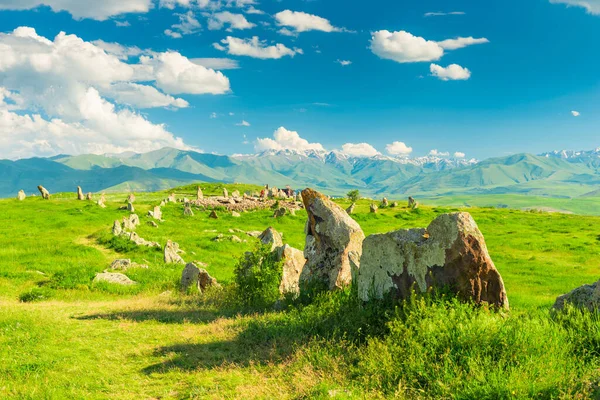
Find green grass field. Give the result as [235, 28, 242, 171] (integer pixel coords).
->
[1, 185, 599, 399]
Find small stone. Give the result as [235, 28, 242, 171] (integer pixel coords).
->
[110, 259, 132, 270]
[86, 193, 93, 201]
[209, 210, 219, 219]
[183, 203, 194, 216]
[370, 203, 378, 214]
[346, 203, 356, 215]
[127, 202, 135, 213]
[197, 187, 203, 200]
[164, 240, 185, 264]
[148, 221, 158, 228]
[231, 211, 241, 218]
[93, 272, 136, 285]
[259, 227, 283, 251]
[17, 190, 26, 201]
[127, 193, 136, 203]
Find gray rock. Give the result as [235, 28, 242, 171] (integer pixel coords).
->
[164, 240, 185, 264]
[356, 212, 509, 309]
[554, 280, 600, 312]
[277, 244, 306, 296]
[127, 202, 135, 213]
[231, 235, 243, 243]
[223, 188, 228, 199]
[183, 203, 194, 216]
[127, 193, 136, 203]
[381, 198, 389, 208]
[86, 193, 93, 201]
[17, 190, 26, 201]
[259, 227, 283, 251]
[370, 203, 378, 214]
[232, 190, 240, 198]
[209, 210, 218, 219]
[231, 211, 241, 218]
[408, 196, 418, 209]
[148, 221, 158, 228]
[300, 188, 365, 290]
[77, 186, 85, 201]
[112, 220, 122, 236]
[127, 232, 161, 248]
[273, 207, 287, 218]
[180, 263, 219, 294]
[93, 272, 136, 285]
[149, 206, 162, 220]
[110, 259, 131, 270]
[197, 187, 203, 200]
[122, 214, 140, 231]
[37, 185, 50, 200]
[346, 203, 355, 215]
[246, 231, 262, 238]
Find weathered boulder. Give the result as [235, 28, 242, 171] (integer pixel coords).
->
[391, 201, 398, 208]
[408, 196, 418, 209]
[110, 259, 132, 270]
[231, 235, 243, 243]
[164, 240, 185, 264]
[356, 212, 509, 309]
[167, 193, 176, 203]
[149, 206, 162, 220]
[273, 207, 287, 218]
[300, 188, 365, 290]
[232, 190, 240, 198]
[127, 202, 135, 213]
[77, 186, 85, 201]
[346, 203, 355, 215]
[370, 203, 378, 214]
[86, 192, 93, 201]
[277, 244, 306, 296]
[183, 203, 194, 216]
[554, 280, 600, 312]
[38, 185, 50, 199]
[127, 232, 160, 248]
[122, 214, 140, 231]
[97, 193, 106, 208]
[247, 230, 262, 238]
[93, 272, 136, 285]
[209, 210, 219, 219]
[127, 193, 136, 203]
[381, 198, 389, 208]
[259, 227, 283, 251]
[231, 211, 241, 218]
[197, 187, 203, 200]
[17, 190, 26, 201]
[180, 263, 219, 294]
[223, 188, 229, 199]
[112, 220, 122, 236]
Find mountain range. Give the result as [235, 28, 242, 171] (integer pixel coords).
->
[1, 147, 599, 199]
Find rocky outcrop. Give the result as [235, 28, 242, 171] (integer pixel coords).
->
[259, 227, 283, 251]
[300, 188, 365, 291]
[77, 186, 85, 201]
[17, 190, 26, 201]
[94, 272, 136, 285]
[554, 280, 600, 312]
[38, 185, 50, 199]
[181, 263, 219, 294]
[164, 240, 185, 264]
[356, 212, 509, 309]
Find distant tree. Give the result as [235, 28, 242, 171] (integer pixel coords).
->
[347, 189, 360, 203]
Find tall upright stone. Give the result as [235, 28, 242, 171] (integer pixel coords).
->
[223, 188, 229, 199]
[356, 212, 509, 309]
[164, 240, 185, 264]
[197, 187, 203, 200]
[183, 203, 194, 216]
[300, 188, 365, 290]
[77, 186, 85, 201]
[17, 190, 26, 201]
[127, 202, 135, 213]
[112, 220, 122, 236]
[86, 193, 93, 201]
[38, 185, 50, 200]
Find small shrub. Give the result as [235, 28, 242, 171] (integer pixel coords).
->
[347, 190, 360, 203]
[19, 287, 55, 302]
[234, 244, 283, 309]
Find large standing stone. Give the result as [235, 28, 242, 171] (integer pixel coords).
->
[277, 245, 306, 296]
[300, 188, 365, 290]
[180, 263, 218, 293]
[86, 193, 93, 201]
[381, 198, 389, 208]
[17, 190, 26, 201]
[408, 196, 418, 209]
[259, 227, 283, 251]
[149, 206, 162, 220]
[93, 272, 136, 285]
[122, 214, 140, 231]
[167, 193, 176, 203]
[127, 193, 136, 203]
[197, 187, 203, 200]
[346, 203, 355, 215]
[127, 202, 135, 213]
[554, 280, 600, 312]
[370, 203, 378, 214]
[112, 220, 122, 236]
[356, 212, 509, 309]
[38, 185, 50, 199]
[183, 203, 194, 216]
[223, 188, 229, 199]
[77, 186, 85, 201]
[164, 240, 185, 264]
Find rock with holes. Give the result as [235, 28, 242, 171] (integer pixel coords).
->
[38, 185, 50, 199]
[94, 272, 136, 285]
[122, 214, 140, 231]
[356, 212, 509, 309]
[164, 240, 185, 264]
[112, 220, 122, 236]
[554, 280, 600, 312]
[300, 188, 365, 291]
[17, 190, 26, 201]
[259, 227, 283, 251]
[77, 186, 85, 201]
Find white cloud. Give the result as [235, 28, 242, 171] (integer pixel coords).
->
[549, 0, 600, 15]
[424, 11, 466, 17]
[437, 37, 489, 50]
[0, 0, 152, 20]
[91, 40, 144, 60]
[430, 63, 471, 81]
[454, 152, 466, 158]
[210, 112, 217, 118]
[164, 29, 183, 39]
[370, 30, 489, 64]
[214, 36, 302, 59]
[429, 149, 450, 157]
[274, 10, 347, 34]
[236, 120, 250, 126]
[278, 28, 298, 37]
[0, 27, 231, 158]
[166, 10, 201, 37]
[191, 57, 240, 69]
[341, 143, 380, 157]
[114, 20, 131, 27]
[206, 11, 255, 30]
[159, 0, 218, 10]
[572, 110, 581, 117]
[370, 30, 444, 63]
[386, 141, 413, 156]
[246, 6, 263, 14]
[255, 126, 325, 152]
[336, 59, 352, 66]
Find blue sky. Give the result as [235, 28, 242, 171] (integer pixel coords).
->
[0, 0, 598, 160]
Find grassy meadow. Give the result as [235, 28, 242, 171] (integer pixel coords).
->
[1, 184, 599, 399]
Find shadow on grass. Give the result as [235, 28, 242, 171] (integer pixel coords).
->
[75, 308, 222, 325]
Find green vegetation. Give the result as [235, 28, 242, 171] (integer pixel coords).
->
[347, 189, 361, 203]
[1, 185, 599, 398]
[233, 244, 284, 309]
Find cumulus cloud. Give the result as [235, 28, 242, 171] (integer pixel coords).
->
[0, 27, 231, 158]
[165, 10, 201, 38]
[454, 152, 466, 158]
[191, 57, 240, 69]
[437, 37, 489, 50]
[386, 141, 413, 156]
[424, 11, 466, 16]
[274, 10, 347, 34]
[430, 63, 471, 81]
[549, 0, 600, 15]
[572, 110, 581, 117]
[429, 149, 450, 157]
[91, 40, 144, 60]
[206, 11, 255, 30]
[341, 143, 380, 157]
[214, 36, 302, 59]
[0, 0, 152, 20]
[255, 127, 325, 152]
[370, 30, 488, 63]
